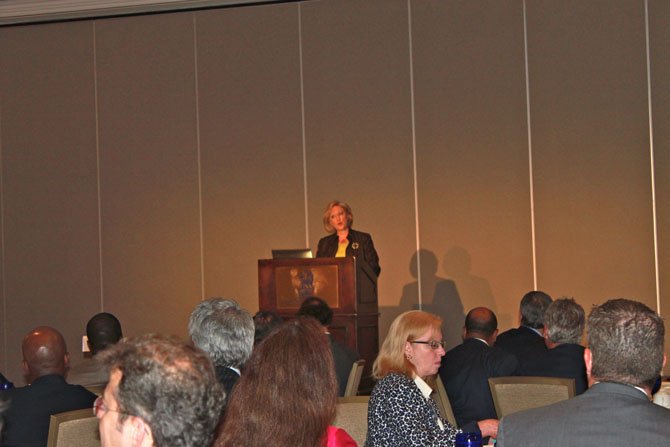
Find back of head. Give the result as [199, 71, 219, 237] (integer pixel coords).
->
[86, 312, 123, 354]
[296, 296, 333, 326]
[544, 297, 585, 345]
[252, 310, 283, 345]
[520, 290, 553, 328]
[373, 310, 442, 379]
[22, 326, 68, 381]
[218, 317, 337, 447]
[188, 297, 254, 369]
[99, 334, 225, 447]
[465, 307, 498, 338]
[588, 298, 665, 389]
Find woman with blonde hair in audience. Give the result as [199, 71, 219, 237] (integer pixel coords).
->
[365, 310, 498, 446]
[216, 317, 356, 447]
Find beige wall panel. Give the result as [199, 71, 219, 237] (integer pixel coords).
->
[528, 1, 655, 312]
[196, 5, 305, 313]
[301, 0, 415, 338]
[0, 22, 100, 382]
[412, 1, 532, 345]
[649, 0, 670, 362]
[96, 14, 201, 339]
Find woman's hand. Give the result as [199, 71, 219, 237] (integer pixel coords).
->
[477, 419, 499, 439]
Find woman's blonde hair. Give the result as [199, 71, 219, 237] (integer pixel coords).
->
[372, 310, 442, 379]
[322, 200, 353, 233]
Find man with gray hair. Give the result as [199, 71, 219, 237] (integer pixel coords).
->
[498, 298, 670, 446]
[523, 297, 587, 394]
[96, 334, 225, 447]
[188, 297, 254, 396]
[496, 290, 552, 373]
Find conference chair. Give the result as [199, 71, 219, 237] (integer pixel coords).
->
[84, 384, 105, 396]
[432, 375, 458, 427]
[488, 376, 576, 419]
[343, 359, 365, 397]
[47, 408, 100, 447]
[334, 396, 369, 446]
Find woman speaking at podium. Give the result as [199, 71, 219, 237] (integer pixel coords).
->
[316, 200, 380, 277]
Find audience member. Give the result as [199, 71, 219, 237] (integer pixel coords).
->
[498, 298, 670, 446]
[439, 307, 519, 429]
[252, 310, 283, 346]
[96, 333, 225, 447]
[68, 312, 123, 387]
[297, 296, 360, 396]
[216, 317, 356, 447]
[188, 297, 254, 397]
[366, 310, 498, 446]
[523, 297, 588, 394]
[496, 290, 552, 372]
[1, 326, 96, 447]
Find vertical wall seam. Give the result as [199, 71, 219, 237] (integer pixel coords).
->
[644, 0, 661, 313]
[193, 13, 205, 300]
[0, 83, 7, 368]
[523, 0, 538, 290]
[93, 21, 105, 311]
[298, 4, 309, 247]
[407, 0, 422, 307]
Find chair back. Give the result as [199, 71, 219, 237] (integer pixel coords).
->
[334, 396, 369, 446]
[343, 359, 365, 397]
[488, 376, 576, 418]
[84, 384, 105, 396]
[47, 408, 100, 447]
[432, 375, 457, 427]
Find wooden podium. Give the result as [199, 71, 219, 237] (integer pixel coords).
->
[258, 256, 379, 393]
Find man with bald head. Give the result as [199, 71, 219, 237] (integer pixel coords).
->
[439, 307, 519, 429]
[1, 326, 96, 447]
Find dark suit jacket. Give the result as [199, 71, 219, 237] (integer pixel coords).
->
[498, 381, 670, 446]
[215, 365, 240, 400]
[1, 374, 97, 447]
[316, 229, 380, 276]
[329, 334, 360, 396]
[522, 342, 587, 394]
[439, 338, 519, 427]
[495, 326, 547, 374]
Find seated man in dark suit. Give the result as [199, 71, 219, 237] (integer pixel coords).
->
[67, 312, 123, 387]
[439, 307, 519, 428]
[523, 297, 588, 394]
[188, 297, 254, 398]
[1, 326, 97, 447]
[496, 290, 552, 373]
[498, 298, 670, 447]
[297, 296, 360, 396]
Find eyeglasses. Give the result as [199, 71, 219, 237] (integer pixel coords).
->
[93, 396, 129, 418]
[410, 339, 446, 350]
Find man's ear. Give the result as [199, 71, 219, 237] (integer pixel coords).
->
[584, 348, 592, 376]
[64, 352, 70, 368]
[489, 329, 499, 345]
[130, 417, 152, 446]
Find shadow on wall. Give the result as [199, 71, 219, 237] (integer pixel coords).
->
[398, 249, 464, 350]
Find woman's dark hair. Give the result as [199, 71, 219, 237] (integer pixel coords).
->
[216, 317, 337, 447]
